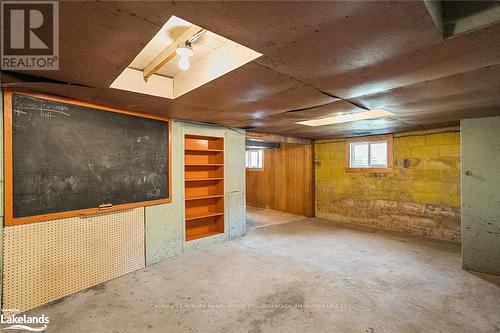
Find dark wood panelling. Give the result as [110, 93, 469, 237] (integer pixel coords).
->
[246, 143, 314, 217]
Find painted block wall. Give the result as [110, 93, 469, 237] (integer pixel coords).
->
[224, 131, 246, 239]
[461, 116, 500, 275]
[315, 128, 461, 241]
[145, 121, 184, 264]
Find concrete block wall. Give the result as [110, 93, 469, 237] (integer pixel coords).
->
[315, 128, 461, 241]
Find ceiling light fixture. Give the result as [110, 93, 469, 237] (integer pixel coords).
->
[296, 109, 395, 127]
[176, 42, 194, 70]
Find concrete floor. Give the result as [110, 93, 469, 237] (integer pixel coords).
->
[26, 210, 500, 333]
[246, 206, 305, 229]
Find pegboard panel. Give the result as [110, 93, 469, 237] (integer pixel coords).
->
[2, 208, 145, 314]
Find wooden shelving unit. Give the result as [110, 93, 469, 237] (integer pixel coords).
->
[185, 163, 224, 167]
[185, 194, 224, 201]
[185, 149, 223, 152]
[184, 135, 224, 241]
[185, 178, 224, 182]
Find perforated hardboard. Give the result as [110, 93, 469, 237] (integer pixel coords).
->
[2, 208, 145, 314]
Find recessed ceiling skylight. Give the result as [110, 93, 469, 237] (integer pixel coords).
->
[110, 16, 262, 99]
[296, 109, 395, 127]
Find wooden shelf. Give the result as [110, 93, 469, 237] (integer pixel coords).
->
[185, 135, 223, 150]
[186, 211, 224, 221]
[184, 135, 224, 241]
[186, 231, 222, 241]
[185, 178, 223, 182]
[185, 163, 223, 167]
[185, 194, 224, 201]
[186, 149, 223, 152]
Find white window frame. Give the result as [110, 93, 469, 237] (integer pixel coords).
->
[346, 134, 393, 172]
[350, 141, 388, 168]
[246, 148, 264, 170]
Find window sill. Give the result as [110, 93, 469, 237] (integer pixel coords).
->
[345, 167, 394, 173]
[247, 168, 264, 172]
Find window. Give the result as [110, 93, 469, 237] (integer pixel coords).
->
[246, 149, 264, 169]
[346, 134, 393, 172]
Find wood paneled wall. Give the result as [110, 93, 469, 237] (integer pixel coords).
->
[246, 143, 314, 217]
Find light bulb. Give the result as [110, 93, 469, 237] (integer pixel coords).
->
[176, 45, 194, 58]
[179, 56, 190, 70]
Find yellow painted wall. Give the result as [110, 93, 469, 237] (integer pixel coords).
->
[315, 128, 461, 241]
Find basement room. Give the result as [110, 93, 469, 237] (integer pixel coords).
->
[0, 1, 499, 332]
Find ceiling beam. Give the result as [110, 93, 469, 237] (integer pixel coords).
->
[143, 24, 201, 81]
[246, 131, 311, 145]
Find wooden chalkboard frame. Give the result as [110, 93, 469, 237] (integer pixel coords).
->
[3, 89, 172, 226]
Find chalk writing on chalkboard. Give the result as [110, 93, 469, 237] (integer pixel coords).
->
[10, 93, 170, 219]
